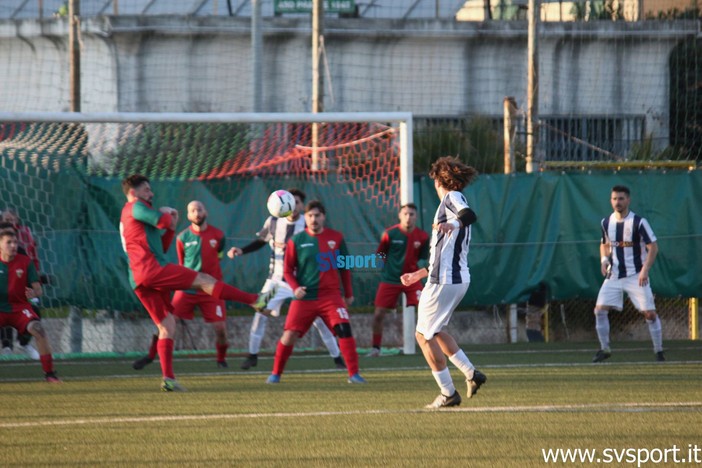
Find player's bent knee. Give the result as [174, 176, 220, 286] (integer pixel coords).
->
[28, 321, 46, 338]
[333, 323, 353, 338]
[643, 311, 657, 321]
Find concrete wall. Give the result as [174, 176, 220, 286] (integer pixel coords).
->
[0, 17, 697, 148]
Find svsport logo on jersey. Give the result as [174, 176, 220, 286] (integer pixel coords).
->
[316, 250, 386, 272]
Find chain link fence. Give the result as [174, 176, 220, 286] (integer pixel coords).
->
[545, 297, 695, 343]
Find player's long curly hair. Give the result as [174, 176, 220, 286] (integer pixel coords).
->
[429, 156, 478, 192]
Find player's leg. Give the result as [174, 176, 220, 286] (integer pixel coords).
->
[319, 297, 364, 382]
[432, 284, 485, 398]
[242, 313, 267, 370]
[17, 303, 41, 360]
[191, 270, 272, 309]
[200, 298, 229, 367]
[311, 317, 345, 369]
[593, 278, 623, 362]
[242, 280, 283, 370]
[133, 333, 158, 370]
[134, 291, 193, 371]
[23, 317, 60, 383]
[369, 282, 399, 357]
[134, 286, 185, 391]
[436, 330, 486, 399]
[267, 301, 315, 383]
[415, 283, 469, 408]
[626, 278, 663, 360]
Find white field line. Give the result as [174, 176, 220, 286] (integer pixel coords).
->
[1, 401, 700, 429]
[1, 360, 702, 384]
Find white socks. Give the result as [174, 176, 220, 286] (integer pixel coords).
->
[431, 368, 456, 397]
[449, 349, 475, 380]
[312, 317, 341, 358]
[595, 310, 610, 351]
[646, 316, 663, 353]
[248, 312, 268, 354]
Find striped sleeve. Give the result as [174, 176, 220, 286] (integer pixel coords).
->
[639, 218, 657, 244]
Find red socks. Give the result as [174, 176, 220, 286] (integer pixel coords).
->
[157, 338, 175, 379]
[339, 337, 360, 376]
[40, 354, 53, 373]
[372, 333, 382, 349]
[211, 281, 258, 304]
[216, 342, 229, 363]
[272, 341, 295, 376]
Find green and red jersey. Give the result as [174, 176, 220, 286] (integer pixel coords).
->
[284, 228, 353, 301]
[176, 225, 225, 294]
[377, 224, 429, 284]
[0, 253, 39, 313]
[120, 199, 174, 289]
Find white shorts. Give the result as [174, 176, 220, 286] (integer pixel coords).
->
[596, 274, 656, 312]
[260, 279, 294, 317]
[416, 282, 470, 340]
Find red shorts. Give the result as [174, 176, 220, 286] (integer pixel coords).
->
[284, 295, 350, 336]
[0, 305, 40, 335]
[134, 286, 173, 325]
[374, 281, 423, 309]
[172, 291, 226, 323]
[138, 263, 198, 291]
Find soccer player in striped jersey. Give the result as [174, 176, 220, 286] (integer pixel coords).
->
[0, 227, 59, 382]
[367, 203, 429, 357]
[593, 185, 664, 362]
[401, 156, 486, 408]
[228, 189, 344, 371]
[120, 174, 273, 392]
[132, 200, 232, 370]
[265, 200, 365, 384]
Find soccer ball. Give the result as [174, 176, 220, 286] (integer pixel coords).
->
[267, 190, 295, 218]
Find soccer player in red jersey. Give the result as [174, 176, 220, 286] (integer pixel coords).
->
[367, 203, 429, 357]
[266, 200, 366, 384]
[1, 209, 42, 360]
[120, 174, 273, 391]
[131, 200, 233, 370]
[0, 227, 60, 382]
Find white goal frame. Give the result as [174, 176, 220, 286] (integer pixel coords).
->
[0, 111, 418, 354]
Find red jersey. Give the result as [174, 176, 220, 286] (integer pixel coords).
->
[377, 224, 430, 284]
[0, 253, 39, 312]
[284, 227, 352, 300]
[176, 225, 225, 294]
[119, 199, 174, 289]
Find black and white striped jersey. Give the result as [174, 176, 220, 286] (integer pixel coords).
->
[428, 191, 472, 285]
[257, 215, 305, 281]
[601, 211, 657, 280]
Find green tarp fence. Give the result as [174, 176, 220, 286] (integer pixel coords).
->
[3, 169, 701, 311]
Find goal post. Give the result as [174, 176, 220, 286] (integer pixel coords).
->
[0, 111, 417, 356]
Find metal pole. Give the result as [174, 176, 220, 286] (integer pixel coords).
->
[311, 0, 324, 170]
[526, 0, 539, 173]
[114, 0, 119, 15]
[690, 298, 699, 340]
[69, 0, 81, 112]
[251, 0, 263, 112]
[503, 97, 517, 174]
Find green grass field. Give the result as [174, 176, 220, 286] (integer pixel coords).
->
[1, 340, 701, 467]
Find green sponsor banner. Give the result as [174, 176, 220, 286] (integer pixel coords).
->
[274, 0, 356, 14]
